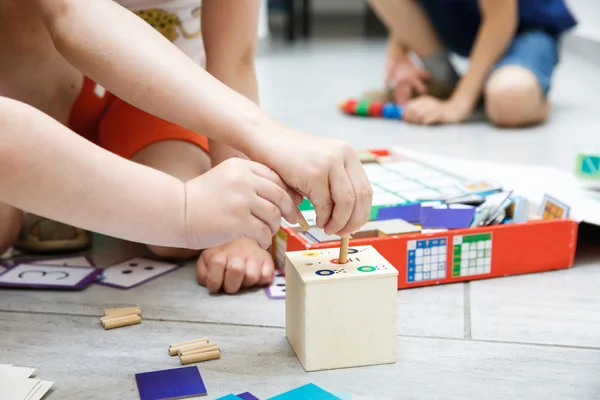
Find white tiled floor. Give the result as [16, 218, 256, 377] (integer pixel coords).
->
[1, 39, 599, 399]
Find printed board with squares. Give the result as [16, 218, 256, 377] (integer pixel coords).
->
[407, 238, 448, 283]
[452, 233, 492, 277]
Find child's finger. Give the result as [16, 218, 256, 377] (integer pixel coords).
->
[223, 258, 245, 294]
[323, 162, 355, 235]
[253, 178, 298, 226]
[206, 253, 227, 293]
[412, 77, 428, 95]
[335, 158, 373, 237]
[242, 258, 262, 288]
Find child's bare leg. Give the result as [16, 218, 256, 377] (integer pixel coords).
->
[484, 66, 549, 127]
[0, 202, 23, 255]
[129, 140, 210, 259]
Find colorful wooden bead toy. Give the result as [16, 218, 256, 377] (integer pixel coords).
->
[338, 98, 404, 120]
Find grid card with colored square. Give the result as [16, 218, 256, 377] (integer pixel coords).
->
[135, 366, 207, 400]
[407, 238, 448, 283]
[452, 233, 492, 277]
[540, 194, 570, 220]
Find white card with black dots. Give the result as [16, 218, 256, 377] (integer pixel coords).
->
[98, 257, 180, 289]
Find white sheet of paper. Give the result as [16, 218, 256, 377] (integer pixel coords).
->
[31, 256, 92, 267]
[0, 264, 97, 287]
[0, 377, 39, 400]
[26, 380, 53, 400]
[392, 147, 600, 226]
[0, 266, 7, 275]
[0, 365, 35, 379]
[99, 257, 179, 289]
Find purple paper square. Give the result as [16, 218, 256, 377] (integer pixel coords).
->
[238, 392, 260, 400]
[420, 204, 475, 229]
[135, 366, 207, 400]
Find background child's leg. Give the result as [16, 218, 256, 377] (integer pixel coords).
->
[0, 202, 23, 255]
[484, 30, 558, 127]
[129, 140, 210, 259]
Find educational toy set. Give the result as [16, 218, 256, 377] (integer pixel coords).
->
[271, 148, 579, 291]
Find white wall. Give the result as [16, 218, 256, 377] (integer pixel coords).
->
[566, 0, 600, 42]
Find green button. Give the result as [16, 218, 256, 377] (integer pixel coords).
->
[357, 266, 376, 272]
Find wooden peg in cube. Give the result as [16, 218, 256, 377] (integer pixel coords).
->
[284, 245, 398, 371]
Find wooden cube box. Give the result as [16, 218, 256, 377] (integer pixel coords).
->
[284, 245, 398, 371]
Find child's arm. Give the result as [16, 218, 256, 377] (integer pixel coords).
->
[449, 0, 518, 111]
[35, 0, 372, 237]
[201, 0, 260, 166]
[0, 97, 299, 250]
[404, 0, 518, 124]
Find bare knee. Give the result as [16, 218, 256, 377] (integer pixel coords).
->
[147, 245, 199, 260]
[0, 204, 22, 254]
[485, 66, 549, 127]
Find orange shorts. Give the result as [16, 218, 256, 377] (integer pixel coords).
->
[68, 76, 209, 159]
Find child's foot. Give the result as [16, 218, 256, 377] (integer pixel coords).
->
[196, 237, 275, 294]
[14, 213, 91, 254]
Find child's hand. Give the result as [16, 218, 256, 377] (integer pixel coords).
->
[386, 56, 431, 105]
[261, 129, 373, 237]
[184, 158, 302, 250]
[404, 95, 472, 125]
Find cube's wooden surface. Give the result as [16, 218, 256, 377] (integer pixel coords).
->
[284, 245, 398, 284]
[285, 245, 398, 371]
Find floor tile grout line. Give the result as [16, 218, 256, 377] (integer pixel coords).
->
[2, 309, 600, 352]
[463, 282, 472, 340]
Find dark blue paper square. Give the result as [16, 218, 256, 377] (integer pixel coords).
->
[135, 366, 207, 400]
[237, 393, 260, 400]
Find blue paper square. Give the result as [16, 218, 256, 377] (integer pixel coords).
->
[135, 366, 207, 400]
[216, 395, 241, 400]
[267, 383, 340, 400]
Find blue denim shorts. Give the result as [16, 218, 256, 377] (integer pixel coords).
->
[418, 0, 560, 96]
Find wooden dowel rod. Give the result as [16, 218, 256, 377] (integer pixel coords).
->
[103, 307, 141, 317]
[101, 314, 141, 330]
[180, 344, 219, 357]
[339, 236, 349, 263]
[169, 337, 209, 349]
[180, 349, 221, 365]
[169, 339, 209, 356]
[176, 340, 212, 355]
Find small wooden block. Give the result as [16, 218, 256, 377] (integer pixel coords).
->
[285, 245, 398, 372]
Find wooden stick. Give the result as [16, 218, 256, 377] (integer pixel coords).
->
[339, 236, 349, 263]
[169, 337, 209, 350]
[103, 307, 141, 317]
[179, 344, 219, 357]
[179, 349, 221, 365]
[101, 314, 141, 330]
[169, 339, 209, 356]
[176, 341, 213, 356]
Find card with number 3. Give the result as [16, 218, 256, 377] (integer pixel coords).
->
[0, 263, 102, 290]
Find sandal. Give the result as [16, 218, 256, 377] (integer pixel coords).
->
[14, 213, 92, 254]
